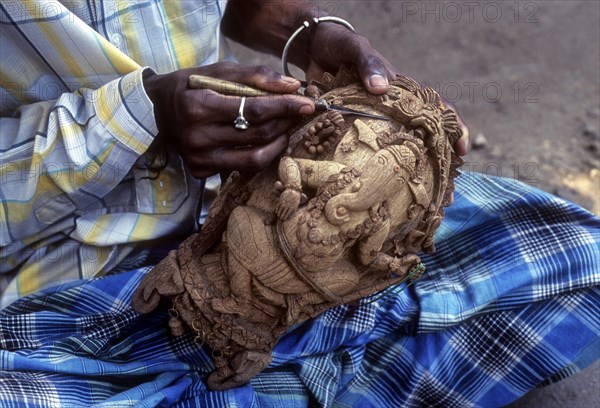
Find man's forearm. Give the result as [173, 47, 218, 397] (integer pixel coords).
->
[221, 0, 325, 70]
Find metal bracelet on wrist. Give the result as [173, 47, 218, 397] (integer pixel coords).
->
[281, 16, 355, 86]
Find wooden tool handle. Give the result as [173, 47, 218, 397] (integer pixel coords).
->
[188, 75, 271, 97]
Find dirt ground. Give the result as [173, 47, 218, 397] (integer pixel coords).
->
[228, 0, 600, 406]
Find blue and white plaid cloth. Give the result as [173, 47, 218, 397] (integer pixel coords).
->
[1, 172, 599, 407]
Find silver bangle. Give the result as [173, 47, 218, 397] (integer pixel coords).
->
[281, 16, 355, 85]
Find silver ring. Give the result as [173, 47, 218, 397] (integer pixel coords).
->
[234, 97, 249, 131]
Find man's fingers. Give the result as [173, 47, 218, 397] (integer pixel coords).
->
[185, 119, 297, 148]
[185, 91, 315, 124]
[216, 135, 289, 172]
[241, 94, 315, 121]
[185, 135, 290, 178]
[313, 26, 393, 95]
[192, 63, 302, 94]
[454, 124, 470, 156]
[241, 65, 302, 94]
[354, 48, 398, 95]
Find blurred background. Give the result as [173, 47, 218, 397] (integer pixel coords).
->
[227, 0, 600, 406]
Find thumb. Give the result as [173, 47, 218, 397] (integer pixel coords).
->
[355, 53, 392, 95]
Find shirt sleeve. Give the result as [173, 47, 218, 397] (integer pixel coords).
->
[0, 68, 159, 245]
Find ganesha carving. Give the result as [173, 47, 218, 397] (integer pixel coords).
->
[132, 70, 465, 390]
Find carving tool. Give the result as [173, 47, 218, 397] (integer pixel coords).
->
[188, 74, 390, 121]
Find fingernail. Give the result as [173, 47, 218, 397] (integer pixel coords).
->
[299, 104, 314, 115]
[369, 74, 388, 89]
[282, 75, 300, 84]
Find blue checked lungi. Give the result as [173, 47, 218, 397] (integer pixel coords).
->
[1, 172, 599, 407]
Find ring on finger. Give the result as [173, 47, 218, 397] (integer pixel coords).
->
[234, 97, 249, 131]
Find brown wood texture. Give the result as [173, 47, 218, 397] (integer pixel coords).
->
[132, 69, 465, 390]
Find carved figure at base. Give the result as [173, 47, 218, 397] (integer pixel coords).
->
[132, 69, 465, 390]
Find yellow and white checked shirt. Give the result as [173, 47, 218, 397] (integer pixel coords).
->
[0, 0, 226, 307]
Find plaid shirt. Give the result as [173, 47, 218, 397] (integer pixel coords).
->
[0, 173, 598, 407]
[0, 1, 226, 307]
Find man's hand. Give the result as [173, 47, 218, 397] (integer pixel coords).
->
[221, 0, 396, 95]
[305, 23, 397, 95]
[143, 63, 315, 179]
[305, 23, 469, 155]
[221, 0, 469, 156]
